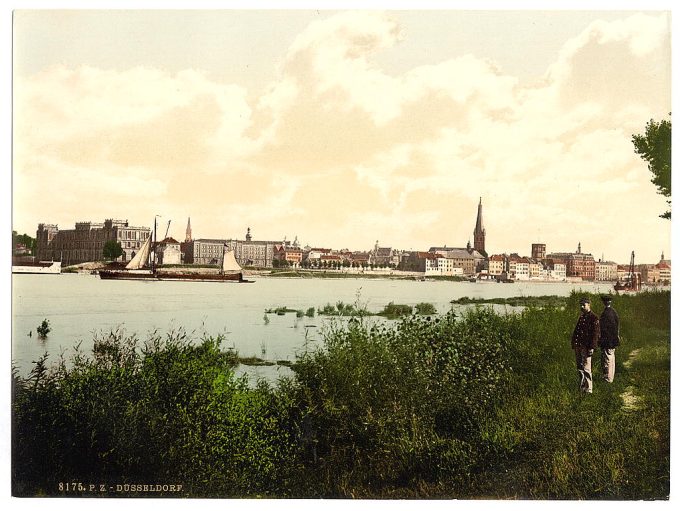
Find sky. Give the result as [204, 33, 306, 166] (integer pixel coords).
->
[10, 5, 673, 264]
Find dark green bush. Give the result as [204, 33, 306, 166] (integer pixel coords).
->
[414, 302, 437, 315]
[288, 307, 519, 493]
[12, 328, 302, 497]
[378, 302, 413, 318]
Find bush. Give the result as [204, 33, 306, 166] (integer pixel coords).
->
[288, 307, 518, 493]
[414, 302, 437, 315]
[36, 319, 51, 338]
[378, 302, 413, 318]
[12, 328, 302, 497]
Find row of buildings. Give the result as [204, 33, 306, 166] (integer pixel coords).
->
[30, 199, 670, 285]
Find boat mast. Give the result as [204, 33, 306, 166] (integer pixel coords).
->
[151, 216, 157, 274]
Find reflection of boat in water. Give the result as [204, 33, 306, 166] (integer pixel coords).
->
[12, 260, 62, 274]
[99, 229, 247, 282]
[614, 251, 640, 292]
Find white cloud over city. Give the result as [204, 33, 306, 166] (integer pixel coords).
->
[12, 10, 671, 263]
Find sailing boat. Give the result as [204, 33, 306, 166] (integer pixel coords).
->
[151, 246, 245, 282]
[100, 232, 246, 282]
[99, 233, 154, 280]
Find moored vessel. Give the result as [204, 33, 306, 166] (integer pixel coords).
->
[12, 260, 62, 275]
[99, 231, 247, 282]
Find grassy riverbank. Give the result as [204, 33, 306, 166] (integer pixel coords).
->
[12, 291, 669, 499]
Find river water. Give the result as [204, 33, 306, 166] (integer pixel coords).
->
[11, 273, 615, 380]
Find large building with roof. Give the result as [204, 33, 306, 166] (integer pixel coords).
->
[35, 219, 151, 266]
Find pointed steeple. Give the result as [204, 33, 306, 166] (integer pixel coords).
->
[185, 217, 192, 242]
[473, 197, 486, 253]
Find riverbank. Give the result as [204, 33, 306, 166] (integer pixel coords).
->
[12, 290, 669, 498]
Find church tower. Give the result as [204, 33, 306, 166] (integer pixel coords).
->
[473, 197, 486, 253]
[185, 217, 192, 242]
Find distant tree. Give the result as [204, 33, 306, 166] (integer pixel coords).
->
[102, 240, 124, 261]
[12, 231, 36, 255]
[633, 115, 671, 219]
[273, 259, 290, 269]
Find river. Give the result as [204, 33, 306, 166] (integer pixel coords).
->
[11, 273, 615, 380]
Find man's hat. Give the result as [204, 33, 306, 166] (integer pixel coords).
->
[579, 297, 590, 305]
[601, 295, 613, 303]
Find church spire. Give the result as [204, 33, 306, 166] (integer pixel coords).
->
[185, 217, 192, 242]
[473, 197, 486, 253]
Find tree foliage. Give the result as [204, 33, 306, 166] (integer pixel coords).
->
[12, 231, 35, 254]
[632, 116, 671, 219]
[102, 240, 124, 261]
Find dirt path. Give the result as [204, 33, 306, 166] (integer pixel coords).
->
[621, 348, 642, 411]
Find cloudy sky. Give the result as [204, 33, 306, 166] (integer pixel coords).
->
[11, 6, 672, 263]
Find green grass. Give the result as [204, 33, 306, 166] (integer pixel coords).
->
[440, 290, 671, 499]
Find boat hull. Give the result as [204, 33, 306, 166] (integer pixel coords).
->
[99, 270, 245, 282]
[12, 261, 62, 274]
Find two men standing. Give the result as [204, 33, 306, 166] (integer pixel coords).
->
[571, 295, 620, 393]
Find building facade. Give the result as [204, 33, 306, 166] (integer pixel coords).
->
[424, 254, 464, 276]
[274, 244, 303, 267]
[370, 241, 400, 267]
[639, 264, 661, 284]
[156, 237, 182, 265]
[488, 254, 505, 276]
[35, 219, 151, 266]
[595, 260, 618, 281]
[184, 239, 228, 265]
[543, 261, 567, 280]
[429, 246, 485, 275]
[531, 243, 546, 260]
[546, 243, 596, 281]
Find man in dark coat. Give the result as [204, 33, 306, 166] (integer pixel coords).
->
[599, 295, 620, 382]
[571, 297, 600, 393]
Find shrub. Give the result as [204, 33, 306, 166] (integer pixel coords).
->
[414, 302, 437, 315]
[378, 302, 413, 318]
[288, 307, 518, 493]
[36, 319, 50, 338]
[12, 328, 302, 497]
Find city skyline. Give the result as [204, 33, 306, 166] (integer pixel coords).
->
[11, 7, 672, 263]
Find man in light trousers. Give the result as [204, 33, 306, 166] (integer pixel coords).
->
[571, 297, 600, 393]
[599, 295, 620, 383]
